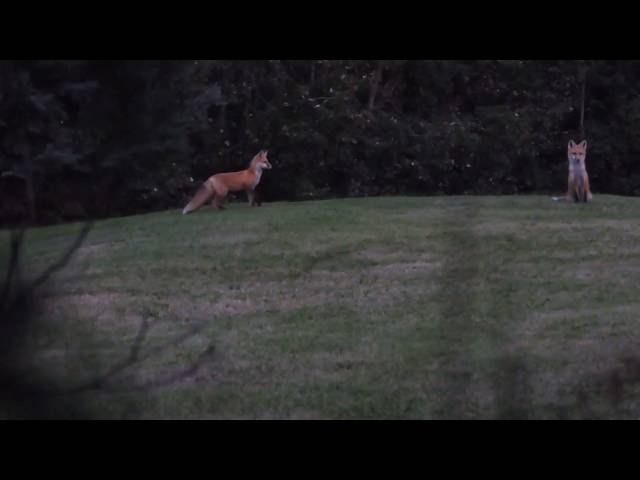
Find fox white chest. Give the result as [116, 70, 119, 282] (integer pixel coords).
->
[252, 168, 263, 189]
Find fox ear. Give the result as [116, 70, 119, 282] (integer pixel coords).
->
[579, 140, 587, 149]
[568, 140, 576, 148]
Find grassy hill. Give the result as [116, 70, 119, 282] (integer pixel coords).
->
[3, 195, 640, 419]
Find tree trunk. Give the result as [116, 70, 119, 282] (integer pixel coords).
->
[368, 62, 383, 110]
[580, 66, 587, 140]
[23, 156, 36, 223]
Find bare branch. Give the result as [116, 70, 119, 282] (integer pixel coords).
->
[61, 318, 213, 395]
[0, 229, 24, 311]
[29, 221, 93, 291]
[100, 344, 216, 393]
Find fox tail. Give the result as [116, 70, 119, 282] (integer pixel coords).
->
[182, 183, 213, 215]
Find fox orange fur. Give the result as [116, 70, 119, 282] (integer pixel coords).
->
[552, 139, 592, 203]
[182, 150, 272, 214]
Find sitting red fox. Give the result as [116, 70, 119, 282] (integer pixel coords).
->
[552, 139, 593, 203]
[182, 150, 272, 214]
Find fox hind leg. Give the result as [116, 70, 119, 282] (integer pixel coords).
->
[212, 194, 227, 210]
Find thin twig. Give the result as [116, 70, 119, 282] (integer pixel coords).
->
[29, 222, 93, 291]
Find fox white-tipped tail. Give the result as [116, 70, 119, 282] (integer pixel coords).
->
[182, 183, 213, 215]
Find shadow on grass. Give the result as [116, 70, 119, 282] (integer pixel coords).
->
[0, 222, 216, 419]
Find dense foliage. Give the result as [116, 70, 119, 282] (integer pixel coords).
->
[2, 60, 640, 226]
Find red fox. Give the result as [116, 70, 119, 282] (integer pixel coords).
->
[552, 139, 592, 203]
[182, 150, 272, 214]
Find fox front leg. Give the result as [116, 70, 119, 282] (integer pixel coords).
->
[247, 189, 262, 207]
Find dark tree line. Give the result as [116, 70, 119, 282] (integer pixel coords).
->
[2, 60, 640, 227]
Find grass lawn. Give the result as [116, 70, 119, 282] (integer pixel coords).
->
[2, 194, 640, 419]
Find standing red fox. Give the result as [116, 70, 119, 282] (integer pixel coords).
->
[182, 150, 272, 214]
[552, 139, 593, 203]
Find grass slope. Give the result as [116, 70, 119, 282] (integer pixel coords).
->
[2, 195, 640, 419]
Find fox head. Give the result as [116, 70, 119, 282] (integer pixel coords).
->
[251, 150, 272, 170]
[567, 140, 587, 170]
